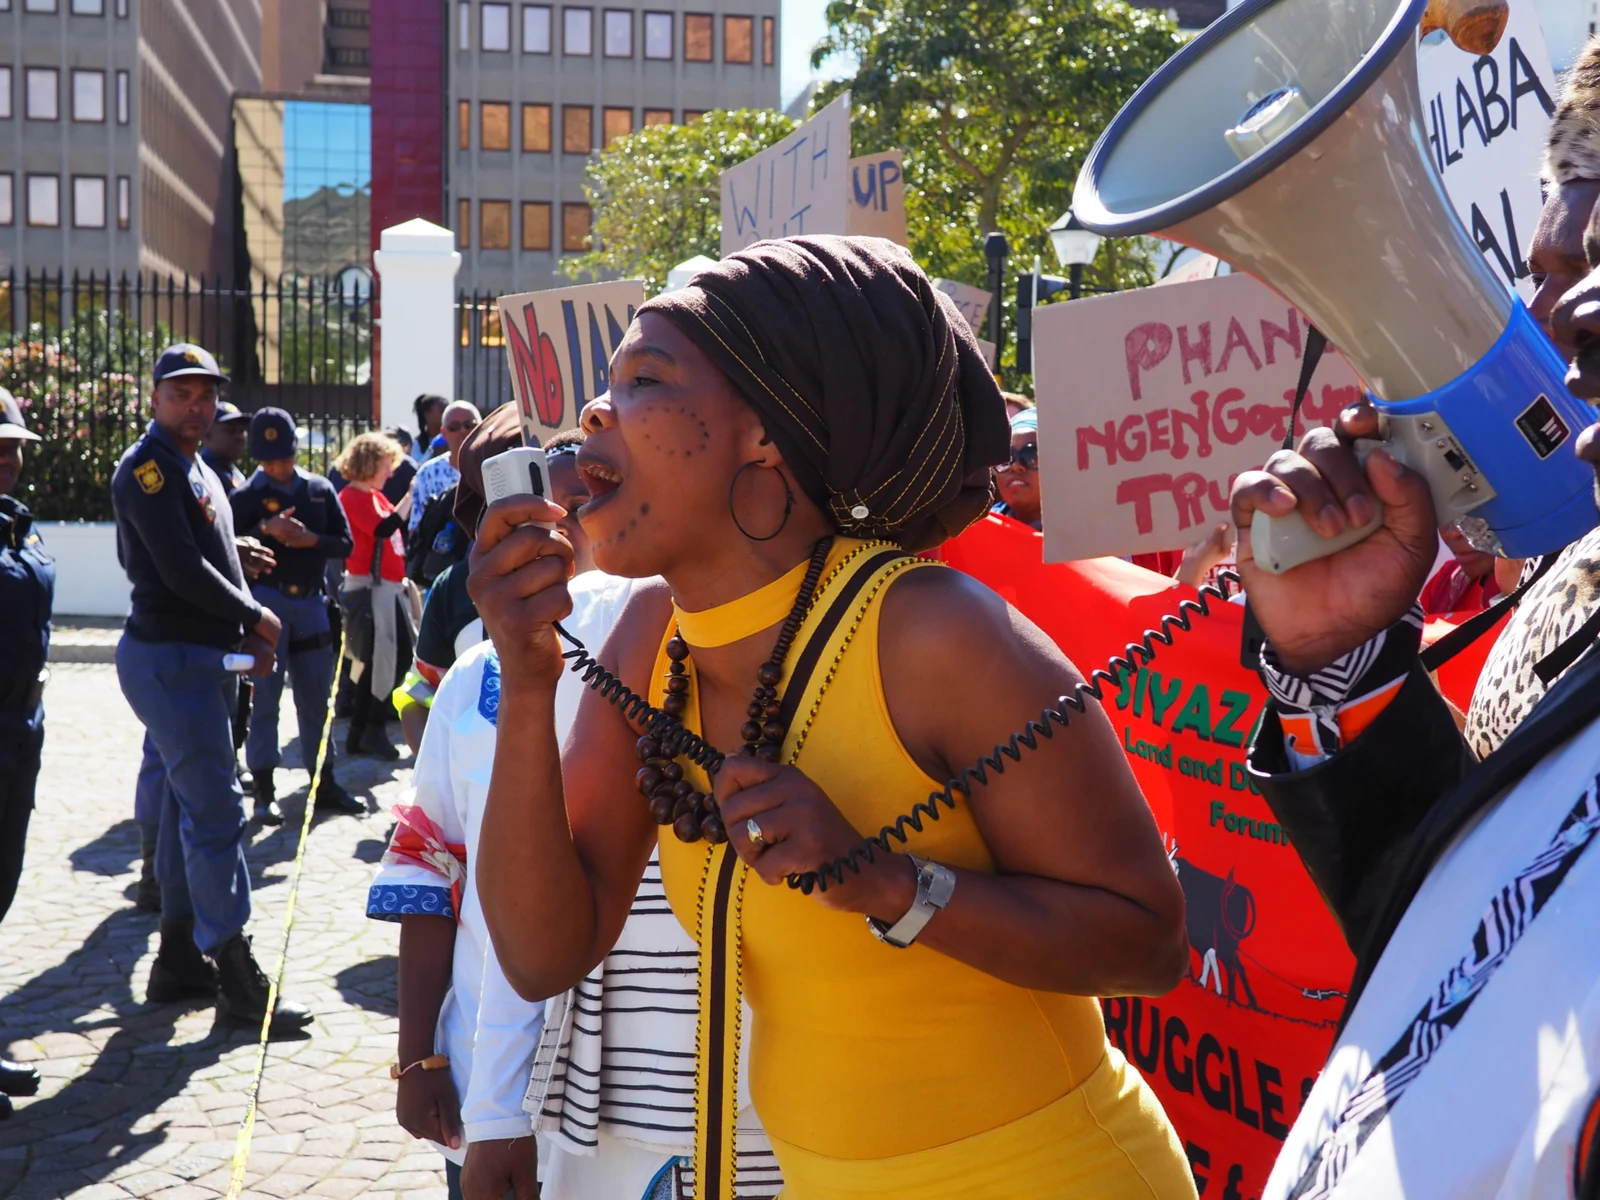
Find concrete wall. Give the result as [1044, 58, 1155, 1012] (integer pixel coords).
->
[42, 522, 130, 618]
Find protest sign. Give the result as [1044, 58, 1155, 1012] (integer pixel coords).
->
[845, 150, 908, 245]
[975, 338, 997, 371]
[720, 94, 851, 255]
[937, 515, 1495, 1199]
[1156, 253, 1220, 287]
[497, 280, 645, 444]
[931, 278, 994, 335]
[1032, 271, 1363, 561]
[1416, 0, 1557, 300]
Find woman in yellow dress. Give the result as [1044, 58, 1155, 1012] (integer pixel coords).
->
[470, 236, 1196, 1199]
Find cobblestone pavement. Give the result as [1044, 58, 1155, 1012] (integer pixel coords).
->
[0, 663, 446, 1200]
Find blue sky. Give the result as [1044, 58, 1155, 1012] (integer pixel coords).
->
[782, 0, 854, 108]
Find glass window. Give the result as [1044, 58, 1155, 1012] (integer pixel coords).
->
[26, 69, 59, 121]
[24, 0, 57, 10]
[26, 175, 59, 226]
[73, 176, 105, 227]
[116, 70, 128, 123]
[723, 16, 752, 63]
[117, 0, 128, 15]
[522, 4, 551, 51]
[481, 101, 511, 150]
[562, 203, 591, 253]
[683, 13, 712, 61]
[762, 16, 774, 65]
[562, 105, 591, 153]
[522, 201, 551, 251]
[71, 0, 103, 12]
[481, 2, 511, 50]
[457, 198, 471, 247]
[72, 70, 105, 122]
[602, 106, 632, 148]
[0, 69, 11, 120]
[643, 11, 671, 58]
[522, 102, 551, 151]
[643, 108, 672, 127]
[480, 200, 511, 249]
[563, 7, 592, 54]
[683, 109, 706, 123]
[458, 0, 471, 48]
[0, 177, 12, 227]
[603, 9, 631, 56]
[117, 175, 130, 228]
[458, 100, 471, 149]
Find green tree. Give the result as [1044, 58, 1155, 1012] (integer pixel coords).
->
[566, 110, 800, 294]
[813, 0, 1181, 374]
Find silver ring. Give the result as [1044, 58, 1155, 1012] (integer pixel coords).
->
[745, 817, 765, 847]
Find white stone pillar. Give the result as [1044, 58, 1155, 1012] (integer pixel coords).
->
[373, 218, 461, 434]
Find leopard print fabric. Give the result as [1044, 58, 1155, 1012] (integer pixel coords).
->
[1464, 528, 1600, 757]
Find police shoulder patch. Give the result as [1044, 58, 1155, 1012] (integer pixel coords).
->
[133, 460, 164, 494]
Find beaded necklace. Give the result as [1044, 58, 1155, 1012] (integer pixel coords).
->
[633, 537, 834, 844]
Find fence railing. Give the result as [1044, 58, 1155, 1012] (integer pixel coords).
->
[1, 270, 375, 520]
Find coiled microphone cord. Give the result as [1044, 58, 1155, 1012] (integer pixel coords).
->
[554, 568, 1240, 896]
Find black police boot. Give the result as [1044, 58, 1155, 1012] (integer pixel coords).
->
[135, 842, 161, 913]
[358, 723, 401, 762]
[147, 918, 219, 1003]
[0, 1094, 11, 1120]
[0, 1059, 40, 1097]
[251, 769, 283, 827]
[313, 761, 364, 817]
[210, 933, 312, 1035]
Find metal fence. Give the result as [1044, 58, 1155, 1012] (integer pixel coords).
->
[0, 269, 375, 520]
[455, 291, 517, 417]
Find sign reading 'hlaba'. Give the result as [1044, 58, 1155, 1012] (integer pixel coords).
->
[497, 279, 647, 445]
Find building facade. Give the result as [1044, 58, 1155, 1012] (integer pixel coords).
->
[448, 0, 780, 294]
[0, 0, 263, 281]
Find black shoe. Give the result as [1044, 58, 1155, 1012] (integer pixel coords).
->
[358, 727, 401, 761]
[0, 1094, 11, 1120]
[313, 768, 365, 816]
[0, 1060, 40, 1098]
[252, 769, 283, 827]
[210, 933, 313, 1035]
[135, 844, 161, 914]
[147, 919, 219, 1003]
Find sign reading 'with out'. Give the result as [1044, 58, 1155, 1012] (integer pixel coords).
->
[720, 94, 852, 255]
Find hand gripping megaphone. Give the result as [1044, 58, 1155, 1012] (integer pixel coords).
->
[1073, 0, 1599, 573]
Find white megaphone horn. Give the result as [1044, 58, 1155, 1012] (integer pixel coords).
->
[1073, 0, 1598, 574]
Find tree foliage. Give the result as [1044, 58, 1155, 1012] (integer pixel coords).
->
[566, 110, 800, 294]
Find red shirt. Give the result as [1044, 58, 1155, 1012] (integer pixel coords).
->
[339, 486, 406, 583]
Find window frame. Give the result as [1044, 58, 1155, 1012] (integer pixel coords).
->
[642, 10, 672, 59]
[458, 0, 471, 48]
[683, 109, 706, 123]
[25, 68, 60, 122]
[602, 8, 631, 57]
[762, 15, 774, 66]
[26, 174, 60, 227]
[23, 0, 58, 11]
[71, 68, 105, 123]
[457, 99, 471, 150]
[480, 100, 511, 151]
[115, 0, 128, 14]
[70, 0, 104, 12]
[116, 174, 130, 228]
[562, 6, 593, 55]
[0, 176, 13, 227]
[480, 2, 512, 51]
[602, 105, 632, 148]
[115, 69, 128, 123]
[561, 202, 592, 254]
[521, 200, 552, 251]
[683, 12, 713, 62]
[521, 102, 552, 152]
[723, 14, 753, 64]
[561, 104, 592, 154]
[72, 175, 106, 228]
[480, 199, 512, 250]
[0, 68, 11, 121]
[457, 197, 471, 247]
[642, 108, 672, 127]
[522, 4, 552, 52]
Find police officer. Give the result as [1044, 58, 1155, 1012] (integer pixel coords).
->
[0, 388, 51, 1117]
[231, 408, 362, 823]
[199, 401, 250, 497]
[112, 344, 310, 1036]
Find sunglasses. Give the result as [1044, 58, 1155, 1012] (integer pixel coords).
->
[1003, 443, 1039, 471]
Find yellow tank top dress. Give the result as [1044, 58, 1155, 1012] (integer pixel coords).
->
[653, 538, 1195, 1200]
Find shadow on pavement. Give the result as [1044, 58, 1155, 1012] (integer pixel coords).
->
[334, 956, 399, 1019]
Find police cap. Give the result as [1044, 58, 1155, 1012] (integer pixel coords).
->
[153, 343, 228, 385]
[249, 407, 298, 461]
[0, 388, 41, 442]
[214, 400, 251, 425]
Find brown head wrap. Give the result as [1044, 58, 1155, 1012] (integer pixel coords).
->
[454, 401, 524, 533]
[1542, 35, 1600, 185]
[638, 235, 1009, 552]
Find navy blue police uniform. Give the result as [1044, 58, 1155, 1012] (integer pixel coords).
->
[230, 408, 359, 818]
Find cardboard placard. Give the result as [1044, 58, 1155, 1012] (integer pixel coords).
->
[1032, 272, 1363, 562]
[720, 93, 851, 255]
[497, 280, 646, 443]
[932, 278, 994, 336]
[1416, 0, 1556, 301]
[846, 150, 908, 245]
[1156, 253, 1221, 287]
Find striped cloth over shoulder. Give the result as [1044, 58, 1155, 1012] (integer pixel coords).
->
[527, 854, 782, 1199]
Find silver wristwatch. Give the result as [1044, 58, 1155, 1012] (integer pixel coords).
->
[866, 855, 956, 948]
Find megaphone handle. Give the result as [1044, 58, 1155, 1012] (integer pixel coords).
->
[1251, 503, 1387, 574]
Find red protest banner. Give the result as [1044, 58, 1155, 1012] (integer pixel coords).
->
[938, 514, 1493, 1197]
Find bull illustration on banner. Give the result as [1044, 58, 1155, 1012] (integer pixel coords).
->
[497, 280, 647, 446]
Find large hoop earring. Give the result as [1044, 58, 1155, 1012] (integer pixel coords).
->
[729, 461, 794, 542]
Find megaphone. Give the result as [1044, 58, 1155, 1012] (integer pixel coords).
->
[1073, 0, 1598, 573]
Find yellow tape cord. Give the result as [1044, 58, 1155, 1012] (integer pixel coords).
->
[225, 631, 345, 1199]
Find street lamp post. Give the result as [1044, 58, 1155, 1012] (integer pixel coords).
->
[1049, 211, 1103, 300]
[983, 231, 1010, 358]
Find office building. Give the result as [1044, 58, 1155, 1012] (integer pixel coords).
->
[448, 0, 781, 294]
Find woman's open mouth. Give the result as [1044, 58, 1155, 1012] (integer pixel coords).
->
[576, 454, 623, 513]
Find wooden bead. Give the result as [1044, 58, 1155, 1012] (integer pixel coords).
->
[636, 767, 662, 796]
[701, 815, 727, 844]
[673, 779, 694, 799]
[649, 795, 676, 824]
[668, 660, 686, 676]
[755, 742, 782, 763]
[763, 701, 781, 719]
[740, 721, 763, 744]
[761, 720, 784, 742]
[673, 813, 702, 843]
[746, 702, 763, 719]
[756, 662, 782, 687]
[666, 674, 689, 694]
[662, 694, 687, 717]
[740, 743, 758, 757]
[672, 795, 697, 819]
[636, 737, 661, 762]
[666, 637, 689, 661]
[688, 791, 708, 813]
[659, 762, 682, 784]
